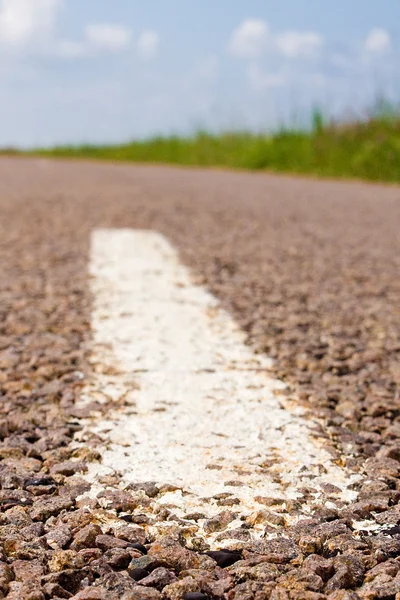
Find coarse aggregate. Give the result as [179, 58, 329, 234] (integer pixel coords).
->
[0, 158, 400, 599]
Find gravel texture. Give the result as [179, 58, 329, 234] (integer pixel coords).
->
[0, 157, 400, 599]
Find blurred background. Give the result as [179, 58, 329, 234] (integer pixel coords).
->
[0, 0, 398, 181]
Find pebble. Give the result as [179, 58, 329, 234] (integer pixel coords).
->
[129, 567, 150, 581]
[205, 550, 242, 568]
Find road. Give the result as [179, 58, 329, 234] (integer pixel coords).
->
[0, 157, 400, 599]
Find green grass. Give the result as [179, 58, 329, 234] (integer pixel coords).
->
[26, 108, 400, 183]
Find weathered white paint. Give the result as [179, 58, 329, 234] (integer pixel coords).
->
[78, 229, 360, 545]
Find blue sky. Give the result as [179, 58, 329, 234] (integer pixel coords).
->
[0, 0, 398, 147]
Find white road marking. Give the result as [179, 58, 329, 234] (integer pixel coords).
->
[79, 229, 360, 545]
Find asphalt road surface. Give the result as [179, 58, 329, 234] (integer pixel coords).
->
[1, 157, 400, 600]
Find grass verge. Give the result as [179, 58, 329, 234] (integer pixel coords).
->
[19, 111, 400, 183]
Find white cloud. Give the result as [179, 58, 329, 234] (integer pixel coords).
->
[0, 0, 61, 47]
[276, 31, 323, 58]
[56, 24, 133, 59]
[228, 21, 324, 61]
[57, 40, 86, 59]
[85, 24, 131, 51]
[365, 28, 391, 53]
[248, 64, 286, 91]
[229, 18, 269, 58]
[137, 29, 159, 59]
[0, 3, 132, 58]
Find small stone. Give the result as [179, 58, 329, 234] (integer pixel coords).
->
[76, 498, 100, 511]
[139, 567, 177, 590]
[203, 511, 235, 533]
[27, 484, 57, 497]
[50, 461, 87, 476]
[351, 497, 389, 519]
[148, 539, 212, 572]
[228, 561, 280, 583]
[303, 555, 334, 582]
[0, 562, 13, 587]
[224, 480, 245, 487]
[205, 550, 241, 568]
[364, 559, 400, 582]
[126, 482, 160, 498]
[43, 568, 93, 594]
[97, 489, 148, 512]
[20, 522, 45, 541]
[327, 592, 362, 600]
[217, 497, 240, 506]
[129, 543, 147, 554]
[325, 556, 365, 591]
[71, 446, 101, 462]
[299, 535, 322, 555]
[24, 477, 57, 489]
[184, 513, 207, 521]
[3, 505, 33, 527]
[97, 571, 138, 595]
[375, 506, 400, 525]
[129, 567, 150, 581]
[163, 577, 206, 600]
[49, 550, 78, 572]
[45, 525, 72, 549]
[70, 524, 102, 551]
[252, 537, 299, 563]
[71, 590, 107, 600]
[121, 513, 151, 525]
[254, 496, 285, 507]
[121, 587, 161, 600]
[216, 527, 251, 542]
[76, 548, 102, 565]
[12, 559, 45, 582]
[158, 483, 182, 493]
[114, 525, 147, 546]
[128, 555, 163, 574]
[320, 483, 342, 494]
[247, 509, 285, 527]
[30, 496, 74, 521]
[104, 548, 132, 570]
[95, 534, 130, 551]
[42, 582, 73, 599]
[6, 581, 45, 600]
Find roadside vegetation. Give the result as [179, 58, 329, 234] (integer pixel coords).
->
[23, 102, 400, 183]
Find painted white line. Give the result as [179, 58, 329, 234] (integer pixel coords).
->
[79, 229, 360, 545]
